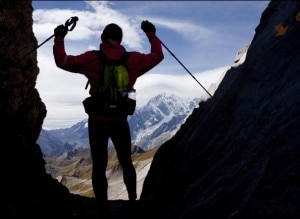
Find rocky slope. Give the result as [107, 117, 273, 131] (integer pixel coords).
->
[45, 146, 157, 200]
[140, 1, 300, 218]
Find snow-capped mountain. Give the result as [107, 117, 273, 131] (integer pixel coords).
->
[38, 121, 90, 156]
[130, 93, 199, 151]
[38, 93, 199, 156]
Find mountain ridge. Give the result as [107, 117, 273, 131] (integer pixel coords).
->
[38, 93, 200, 156]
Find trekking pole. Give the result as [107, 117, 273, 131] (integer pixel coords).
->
[160, 40, 213, 98]
[19, 16, 79, 62]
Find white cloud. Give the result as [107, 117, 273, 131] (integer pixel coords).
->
[135, 66, 228, 106]
[37, 50, 227, 129]
[32, 1, 265, 129]
[33, 1, 143, 50]
[148, 17, 215, 45]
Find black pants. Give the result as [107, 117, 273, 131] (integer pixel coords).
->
[88, 117, 137, 205]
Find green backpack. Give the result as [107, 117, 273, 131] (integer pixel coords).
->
[83, 50, 136, 115]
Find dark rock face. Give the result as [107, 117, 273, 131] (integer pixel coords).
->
[0, 1, 74, 217]
[141, 1, 300, 218]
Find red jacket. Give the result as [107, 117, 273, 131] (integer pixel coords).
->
[53, 31, 164, 120]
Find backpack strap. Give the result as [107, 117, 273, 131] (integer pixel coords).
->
[85, 50, 131, 90]
[118, 52, 131, 65]
[94, 50, 131, 65]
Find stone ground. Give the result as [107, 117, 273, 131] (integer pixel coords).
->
[68, 197, 142, 219]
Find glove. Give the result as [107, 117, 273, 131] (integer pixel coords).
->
[54, 24, 67, 37]
[141, 20, 156, 33]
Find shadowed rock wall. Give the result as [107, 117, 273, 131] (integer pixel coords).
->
[0, 1, 72, 217]
[141, 1, 300, 218]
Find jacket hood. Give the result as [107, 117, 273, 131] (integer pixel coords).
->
[99, 41, 126, 60]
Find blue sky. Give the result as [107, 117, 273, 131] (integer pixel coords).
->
[32, 1, 269, 129]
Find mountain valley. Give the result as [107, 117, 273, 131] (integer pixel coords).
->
[41, 93, 199, 199]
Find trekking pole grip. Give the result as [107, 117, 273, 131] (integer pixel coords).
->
[65, 16, 79, 31]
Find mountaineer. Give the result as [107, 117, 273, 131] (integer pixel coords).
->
[53, 20, 164, 216]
